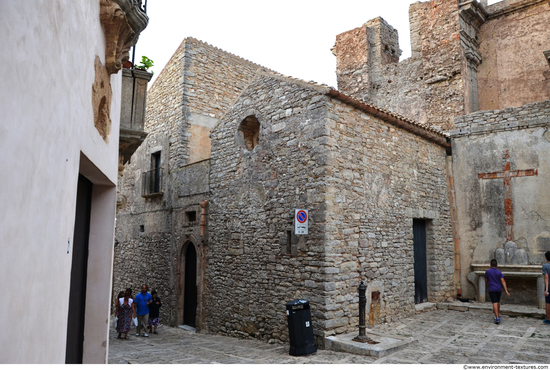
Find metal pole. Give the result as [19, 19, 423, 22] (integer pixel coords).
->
[353, 281, 370, 343]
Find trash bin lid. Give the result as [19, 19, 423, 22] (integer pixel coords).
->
[286, 299, 309, 310]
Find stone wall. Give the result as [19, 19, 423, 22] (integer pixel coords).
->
[323, 96, 454, 326]
[451, 100, 550, 299]
[477, 0, 550, 111]
[207, 73, 330, 342]
[208, 71, 453, 342]
[334, 1, 465, 132]
[114, 38, 268, 328]
[334, 18, 427, 124]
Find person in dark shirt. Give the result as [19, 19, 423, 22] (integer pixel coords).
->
[542, 251, 550, 324]
[148, 290, 162, 334]
[485, 259, 510, 324]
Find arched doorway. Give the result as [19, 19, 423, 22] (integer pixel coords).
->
[183, 243, 197, 327]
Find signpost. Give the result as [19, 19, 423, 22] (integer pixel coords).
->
[295, 209, 308, 235]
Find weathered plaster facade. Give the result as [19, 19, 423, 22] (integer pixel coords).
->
[1, 0, 147, 364]
[451, 100, 550, 302]
[477, 0, 550, 110]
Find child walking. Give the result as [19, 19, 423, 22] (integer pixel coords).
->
[485, 259, 510, 324]
[148, 290, 162, 334]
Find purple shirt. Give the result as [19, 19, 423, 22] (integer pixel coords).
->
[485, 268, 504, 293]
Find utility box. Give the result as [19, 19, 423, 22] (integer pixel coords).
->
[285, 299, 317, 356]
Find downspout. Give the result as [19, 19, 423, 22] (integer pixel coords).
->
[445, 151, 462, 298]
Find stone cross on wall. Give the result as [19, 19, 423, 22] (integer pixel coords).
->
[478, 150, 538, 242]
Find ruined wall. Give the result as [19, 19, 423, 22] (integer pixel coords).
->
[114, 39, 266, 328]
[334, 18, 427, 124]
[323, 98, 454, 327]
[477, 0, 550, 111]
[335, 1, 465, 132]
[207, 74, 331, 343]
[451, 100, 550, 299]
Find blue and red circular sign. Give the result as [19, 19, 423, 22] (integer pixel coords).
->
[296, 210, 308, 223]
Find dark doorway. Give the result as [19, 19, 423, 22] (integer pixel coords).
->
[66, 174, 93, 364]
[413, 219, 428, 304]
[183, 244, 197, 327]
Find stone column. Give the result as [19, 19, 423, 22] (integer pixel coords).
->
[478, 275, 486, 303]
[538, 276, 545, 309]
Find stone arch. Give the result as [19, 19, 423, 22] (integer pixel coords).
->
[176, 237, 204, 330]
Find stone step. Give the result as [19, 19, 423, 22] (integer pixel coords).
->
[438, 301, 545, 318]
[415, 302, 436, 313]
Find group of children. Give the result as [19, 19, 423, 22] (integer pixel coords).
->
[485, 250, 550, 325]
[114, 286, 162, 339]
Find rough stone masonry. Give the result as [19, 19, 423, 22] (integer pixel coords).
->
[207, 70, 453, 344]
[114, 0, 550, 349]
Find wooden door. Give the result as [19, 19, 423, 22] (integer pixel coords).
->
[65, 175, 93, 363]
[183, 244, 197, 327]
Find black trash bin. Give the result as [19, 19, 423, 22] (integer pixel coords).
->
[285, 299, 317, 356]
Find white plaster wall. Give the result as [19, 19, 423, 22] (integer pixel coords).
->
[0, 0, 121, 363]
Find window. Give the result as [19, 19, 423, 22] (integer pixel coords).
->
[186, 211, 197, 222]
[238, 115, 260, 151]
[141, 151, 163, 197]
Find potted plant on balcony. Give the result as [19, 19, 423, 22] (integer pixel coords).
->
[135, 55, 154, 74]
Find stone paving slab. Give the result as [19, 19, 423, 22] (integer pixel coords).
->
[108, 308, 550, 364]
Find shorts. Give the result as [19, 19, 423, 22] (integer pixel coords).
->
[489, 291, 501, 303]
[546, 293, 550, 305]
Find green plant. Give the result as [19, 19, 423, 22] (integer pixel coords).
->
[135, 56, 154, 73]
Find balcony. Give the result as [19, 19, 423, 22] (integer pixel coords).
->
[119, 68, 153, 164]
[141, 168, 163, 197]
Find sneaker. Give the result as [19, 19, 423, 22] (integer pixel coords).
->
[144, 333, 149, 337]
[135, 333, 140, 336]
[542, 319, 550, 324]
[495, 317, 500, 324]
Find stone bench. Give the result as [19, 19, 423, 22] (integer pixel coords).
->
[471, 264, 545, 309]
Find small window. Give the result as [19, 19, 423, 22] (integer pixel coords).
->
[142, 151, 163, 197]
[186, 211, 197, 222]
[238, 115, 260, 151]
[139, 225, 145, 232]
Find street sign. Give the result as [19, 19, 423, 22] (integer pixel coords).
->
[295, 209, 308, 235]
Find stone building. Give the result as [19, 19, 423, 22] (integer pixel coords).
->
[333, 0, 550, 306]
[207, 70, 453, 343]
[114, 0, 550, 348]
[1, 0, 148, 363]
[114, 37, 268, 328]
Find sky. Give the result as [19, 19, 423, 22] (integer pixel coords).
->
[135, 0, 500, 88]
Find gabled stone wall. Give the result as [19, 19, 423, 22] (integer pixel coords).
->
[207, 74, 331, 342]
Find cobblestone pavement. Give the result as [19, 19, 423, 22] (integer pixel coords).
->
[108, 309, 550, 364]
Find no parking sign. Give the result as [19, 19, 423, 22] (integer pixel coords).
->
[294, 209, 308, 235]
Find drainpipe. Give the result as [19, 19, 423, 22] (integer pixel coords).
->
[446, 154, 462, 298]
